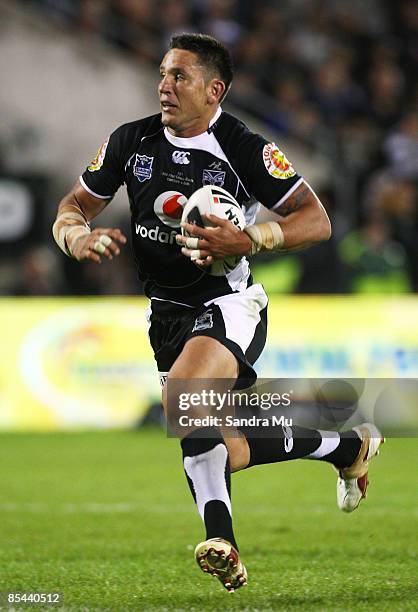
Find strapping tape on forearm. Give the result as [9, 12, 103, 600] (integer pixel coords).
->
[243, 221, 284, 255]
[52, 211, 90, 257]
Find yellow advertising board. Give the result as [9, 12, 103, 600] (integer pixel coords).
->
[0, 298, 159, 430]
[0, 296, 417, 430]
[260, 296, 418, 378]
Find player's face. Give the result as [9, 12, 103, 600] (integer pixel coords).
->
[158, 49, 217, 137]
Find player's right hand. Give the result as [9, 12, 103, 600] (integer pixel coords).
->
[71, 228, 127, 263]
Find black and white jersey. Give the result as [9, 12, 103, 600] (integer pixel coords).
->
[80, 107, 304, 306]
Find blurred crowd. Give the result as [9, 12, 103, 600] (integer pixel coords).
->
[3, 0, 417, 294]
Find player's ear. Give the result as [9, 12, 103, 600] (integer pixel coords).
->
[207, 79, 226, 104]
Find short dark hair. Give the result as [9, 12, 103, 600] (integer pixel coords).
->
[169, 33, 233, 102]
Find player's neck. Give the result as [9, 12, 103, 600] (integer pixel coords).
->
[167, 107, 221, 139]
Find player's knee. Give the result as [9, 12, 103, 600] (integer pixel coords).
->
[225, 435, 250, 472]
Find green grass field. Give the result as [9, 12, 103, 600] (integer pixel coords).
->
[0, 430, 417, 611]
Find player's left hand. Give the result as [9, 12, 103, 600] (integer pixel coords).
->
[176, 214, 252, 266]
[176, 215, 251, 266]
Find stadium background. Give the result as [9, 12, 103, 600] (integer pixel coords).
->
[0, 0, 416, 429]
[0, 2, 417, 610]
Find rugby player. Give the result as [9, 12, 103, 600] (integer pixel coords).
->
[53, 34, 384, 592]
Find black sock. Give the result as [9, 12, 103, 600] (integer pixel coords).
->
[315, 430, 362, 469]
[181, 426, 238, 549]
[240, 424, 361, 469]
[240, 423, 323, 467]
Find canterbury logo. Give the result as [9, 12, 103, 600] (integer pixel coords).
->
[172, 150, 190, 165]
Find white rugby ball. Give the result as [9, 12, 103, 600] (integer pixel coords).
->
[181, 185, 246, 276]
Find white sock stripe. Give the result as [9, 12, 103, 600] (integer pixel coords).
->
[183, 443, 232, 519]
[307, 431, 340, 459]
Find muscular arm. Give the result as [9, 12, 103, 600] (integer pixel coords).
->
[178, 181, 331, 264]
[53, 180, 127, 263]
[271, 181, 332, 251]
[58, 180, 109, 222]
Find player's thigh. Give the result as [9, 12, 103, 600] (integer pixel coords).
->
[162, 336, 250, 468]
[170, 335, 239, 380]
[162, 336, 238, 412]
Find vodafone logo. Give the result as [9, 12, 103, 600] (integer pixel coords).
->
[154, 191, 187, 228]
[135, 223, 178, 245]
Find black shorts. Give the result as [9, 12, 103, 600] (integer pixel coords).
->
[147, 284, 268, 388]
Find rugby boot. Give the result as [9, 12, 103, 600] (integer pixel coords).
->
[336, 423, 385, 512]
[194, 537, 247, 593]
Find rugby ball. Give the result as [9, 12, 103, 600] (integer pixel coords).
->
[181, 185, 246, 276]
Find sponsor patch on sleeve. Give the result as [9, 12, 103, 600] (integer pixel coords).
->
[88, 139, 109, 172]
[262, 143, 296, 179]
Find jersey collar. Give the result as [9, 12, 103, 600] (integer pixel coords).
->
[164, 107, 222, 147]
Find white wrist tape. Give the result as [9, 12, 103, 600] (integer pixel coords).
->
[52, 211, 90, 257]
[243, 221, 284, 255]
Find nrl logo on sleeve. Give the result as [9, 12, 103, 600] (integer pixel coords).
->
[202, 169, 226, 187]
[88, 139, 109, 172]
[132, 154, 154, 182]
[263, 143, 296, 179]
